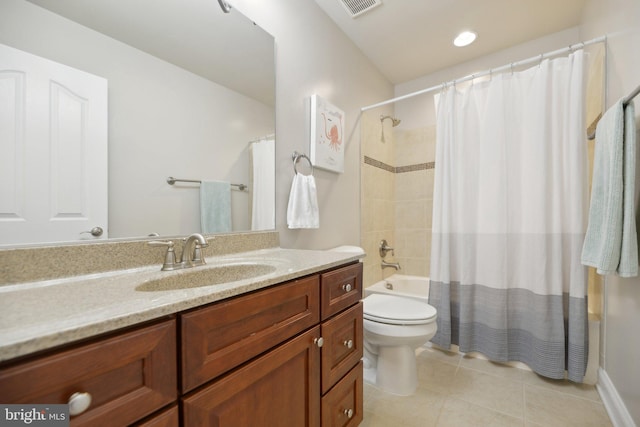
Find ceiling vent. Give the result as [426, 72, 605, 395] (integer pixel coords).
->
[339, 0, 382, 18]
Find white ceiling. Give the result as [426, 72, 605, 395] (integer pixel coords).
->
[314, 0, 588, 85]
[26, 0, 275, 105]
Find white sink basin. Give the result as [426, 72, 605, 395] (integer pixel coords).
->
[135, 262, 277, 291]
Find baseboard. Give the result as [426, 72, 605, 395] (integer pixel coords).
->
[597, 368, 637, 427]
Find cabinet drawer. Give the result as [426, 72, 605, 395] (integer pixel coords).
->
[321, 302, 363, 394]
[0, 319, 176, 427]
[321, 361, 363, 427]
[320, 262, 362, 320]
[183, 327, 322, 427]
[181, 275, 320, 392]
[133, 405, 179, 427]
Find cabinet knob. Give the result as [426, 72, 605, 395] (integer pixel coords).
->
[68, 392, 92, 416]
[342, 283, 353, 292]
[343, 339, 354, 349]
[344, 408, 354, 419]
[313, 337, 324, 348]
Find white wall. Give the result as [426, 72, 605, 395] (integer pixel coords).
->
[0, 0, 274, 238]
[581, 0, 640, 425]
[393, 27, 582, 130]
[231, 0, 394, 250]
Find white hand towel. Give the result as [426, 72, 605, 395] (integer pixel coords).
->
[287, 173, 319, 229]
[200, 180, 232, 233]
[581, 99, 638, 277]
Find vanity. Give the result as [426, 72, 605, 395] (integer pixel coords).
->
[0, 232, 364, 426]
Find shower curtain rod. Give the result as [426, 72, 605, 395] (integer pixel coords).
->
[361, 35, 606, 112]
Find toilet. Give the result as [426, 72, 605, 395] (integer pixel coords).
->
[363, 293, 437, 395]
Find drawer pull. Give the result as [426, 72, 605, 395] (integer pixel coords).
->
[342, 283, 353, 293]
[314, 337, 324, 348]
[343, 339, 354, 349]
[344, 408, 354, 419]
[68, 392, 92, 416]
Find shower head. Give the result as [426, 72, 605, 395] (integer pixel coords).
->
[380, 115, 401, 127]
[380, 115, 401, 143]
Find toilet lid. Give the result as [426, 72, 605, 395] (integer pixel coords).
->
[363, 294, 437, 325]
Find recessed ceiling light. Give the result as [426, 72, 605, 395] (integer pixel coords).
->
[454, 31, 477, 47]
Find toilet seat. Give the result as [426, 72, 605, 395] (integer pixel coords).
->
[363, 294, 437, 325]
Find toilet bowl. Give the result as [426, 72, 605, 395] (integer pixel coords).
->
[363, 293, 437, 396]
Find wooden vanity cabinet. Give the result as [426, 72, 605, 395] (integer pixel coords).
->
[0, 319, 177, 427]
[319, 263, 364, 427]
[182, 326, 322, 427]
[180, 275, 320, 393]
[181, 261, 364, 427]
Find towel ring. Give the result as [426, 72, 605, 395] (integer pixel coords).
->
[292, 151, 314, 176]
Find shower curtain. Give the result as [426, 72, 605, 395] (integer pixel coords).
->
[429, 50, 589, 382]
[250, 137, 275, 230]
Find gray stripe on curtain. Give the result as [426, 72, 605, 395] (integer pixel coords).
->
[429, 281, 588, 382]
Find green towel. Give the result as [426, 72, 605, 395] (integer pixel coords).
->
[582, 99, 638, 277]
[200, 180, 231, 234]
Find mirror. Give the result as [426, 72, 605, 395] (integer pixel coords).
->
[0, 0, 275, 247]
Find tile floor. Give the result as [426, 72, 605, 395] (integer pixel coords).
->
[361, 346, 613, 427]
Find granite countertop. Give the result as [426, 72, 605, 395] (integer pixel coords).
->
[0, 247, 362, 363]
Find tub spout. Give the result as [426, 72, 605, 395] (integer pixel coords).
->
[381, 260, 401, 270]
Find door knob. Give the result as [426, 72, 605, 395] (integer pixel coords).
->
[81, 226, 103, 237]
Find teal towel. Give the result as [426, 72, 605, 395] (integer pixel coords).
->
[582, 99, 638, 277]
[200, 180, 231, 234]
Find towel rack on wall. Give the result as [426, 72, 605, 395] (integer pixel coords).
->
[588, 83, 640, 140]
[291, 151, 314, 176]
[167, 176, 247, 191]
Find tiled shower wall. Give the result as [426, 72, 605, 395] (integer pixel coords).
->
[394, 126, 436, 277]
[361, 113, 396, 287]
[360, 112, 436, 287]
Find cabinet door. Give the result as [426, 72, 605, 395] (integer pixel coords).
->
[320, 262, 362, 320]
[133, 405, 179, 427]
[321, 302, 363, 394]
[0, 319, 176, 427]
[181, 275, 320, 392]
[183, 326, 321, 427]
[322, 362, 363, 427]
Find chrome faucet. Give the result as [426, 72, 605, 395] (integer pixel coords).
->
[381, 260, 401, 270]
[148, 233, 210, 271]
[180, 233, 209, 267]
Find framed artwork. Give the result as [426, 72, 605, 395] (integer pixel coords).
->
[310, 94, 345, 173]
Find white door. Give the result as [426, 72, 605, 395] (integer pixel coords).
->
[0, 43, 108, 246]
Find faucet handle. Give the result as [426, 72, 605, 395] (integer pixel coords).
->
[191, 243, 207, 266]
[148, 240, 179, 271]
[379, 239, 395, 257]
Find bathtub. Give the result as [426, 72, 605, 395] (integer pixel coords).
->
[364, 274, 429, 303]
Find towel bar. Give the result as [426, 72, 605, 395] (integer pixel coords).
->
[292, 151, 314, 176]
[588, 83, 640, 140]
[167, 177, 247, 191]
